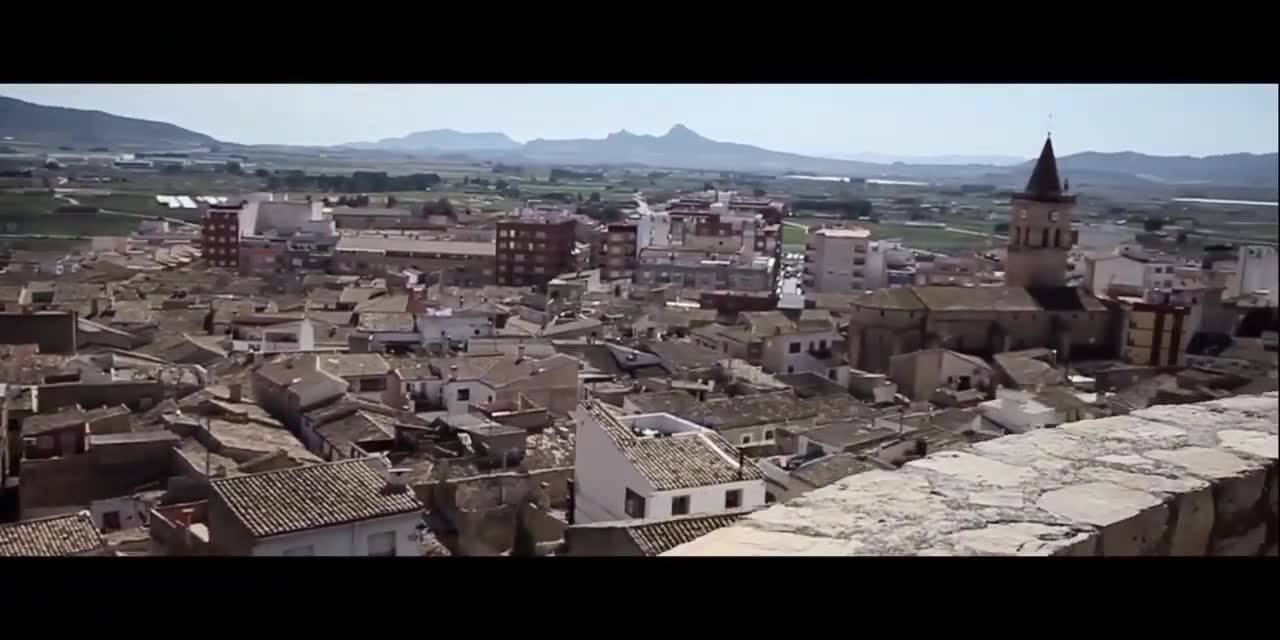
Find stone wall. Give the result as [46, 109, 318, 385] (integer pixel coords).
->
[665, 392, 1278, 556]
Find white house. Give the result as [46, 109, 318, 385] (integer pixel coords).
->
[979, 388, 1064, 433]
[1231, 245, 1278, 306]
[758, 312, 849, 386]
[573, 401, 766, 525]
[229, 318, 317, 354]
[417, 307, 498, 351]
[207, 458, 424, 556]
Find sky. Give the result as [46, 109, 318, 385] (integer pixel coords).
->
[2, 84, 1276, 158]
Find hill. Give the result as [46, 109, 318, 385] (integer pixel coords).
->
[0, 95, 219, 148]
[1038, 150, 1278, 186]
[342, 129, 521, 152]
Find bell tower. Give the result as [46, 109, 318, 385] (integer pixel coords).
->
[1006, 136, 1075, 288]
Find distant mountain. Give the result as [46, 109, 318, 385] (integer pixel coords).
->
[343, 129, 521, 152]
[519, 124, 887, 175]
[827, 152, 1027, 167]
[1040, 151, 1279, 186]
[0, 95, 219, 148]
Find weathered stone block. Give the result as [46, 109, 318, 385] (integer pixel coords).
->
[1167, 487, 1215, 556]
[943, 522, 1095, 556]
[1144, 447, 1267, 524]
[1210, 524, 1267, 556]
[1036, 482, 1167, 556]
[1215, 429, 1279, 461]
[905, 451, 1038, 487]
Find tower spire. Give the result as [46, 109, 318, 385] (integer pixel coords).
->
[1023, 136, 1063, 201]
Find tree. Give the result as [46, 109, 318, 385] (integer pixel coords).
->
[589, 191, 601, 203]
[753, 187, 767, 197]
[1176, 231, 1189, 244]
[225, 161, 244, 175]
[1143, 216, 1164, 232]
[253, 168, 270, 178]
[576, 193, 584, 202]
[387, 195, 398, 208]
[495, 179, 509, 191]
[703, 182, 715, 192]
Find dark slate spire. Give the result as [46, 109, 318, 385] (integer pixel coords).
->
[1024, 136, 1062, 199]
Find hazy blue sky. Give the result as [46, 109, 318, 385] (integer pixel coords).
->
[2, 84, 1275, 158]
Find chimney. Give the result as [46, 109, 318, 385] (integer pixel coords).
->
[516, 343, 526, 364]
[227, 383, 242, 403]
[382, 466, 411, 493]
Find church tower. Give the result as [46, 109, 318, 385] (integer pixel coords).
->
[1006, 137, 1075, 288]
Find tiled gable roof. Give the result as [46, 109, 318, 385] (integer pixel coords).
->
[211, 458, 423, 539]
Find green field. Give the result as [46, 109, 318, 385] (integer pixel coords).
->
[789, 217, 1002, 254]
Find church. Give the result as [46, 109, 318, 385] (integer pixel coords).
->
[845, 137, 1115, 374]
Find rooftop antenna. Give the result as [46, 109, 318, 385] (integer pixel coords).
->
[1047, 112, 1053, 139]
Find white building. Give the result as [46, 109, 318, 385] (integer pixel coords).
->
[208, 458, 424, 556]
[1230, 245, 1278, 306]
[229, 319, 317, 354]
[1073, 223, 1136, 253]
[417, 307, 496, 350]
[573, 401, 766, 525]
[1085, 254, 1181, 298]
[803, 227, 873, 293]
[979, 388, 1066, 433]
[760, 320, 849, 385]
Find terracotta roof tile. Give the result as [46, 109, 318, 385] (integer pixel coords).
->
[211, 458, 424, 539]
[0, 512, 103, 557]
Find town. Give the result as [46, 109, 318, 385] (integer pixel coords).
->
[0, 89, 1276, 557]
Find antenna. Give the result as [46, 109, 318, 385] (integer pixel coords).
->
[1047, 112, 1053, 138]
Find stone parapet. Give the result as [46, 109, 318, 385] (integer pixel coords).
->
[665, 393, 1278, 556]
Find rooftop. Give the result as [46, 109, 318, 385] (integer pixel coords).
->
[790, 453, 881, 488]
[0, 512, 104, 557]
[624, 511, 752, 556]
[211, 458, 425, 539]
[911, 286, 1041, 312]
[584, 401, 764, 490]
[814, 227, 871, 239]
[335, 235, 495, 257]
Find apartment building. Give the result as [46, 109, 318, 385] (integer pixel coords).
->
[495, 217, 577, 287]
[803, 227, 872, 293]
[202, 203, 243, 269]
[602, 222, 639, 281]
[633, 247, 776, 293]
[1118, 297, 1190, 367]
[333, 235, 494, 285]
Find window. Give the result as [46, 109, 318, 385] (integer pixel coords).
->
[1054, 228, 1062, 248]
[786, 366, 794, 374]
[624, 488, 647, 518]
[101, 511, 121, 531]
[741, 434, 753, 445]
[283, 545, 314, 556]
[725, 489, 743, 509]
[367, 531, 396, 557]
[671, 495, 691, 516]
[763, 429, 775, 442]
[765, 492, 777, 504]
[456, 388, 471, 402]
[828, 369, 837, 380]
[819, 340, 827, 350]
[789, 342, 801, 354]
[1041, 228, 1049, 247]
